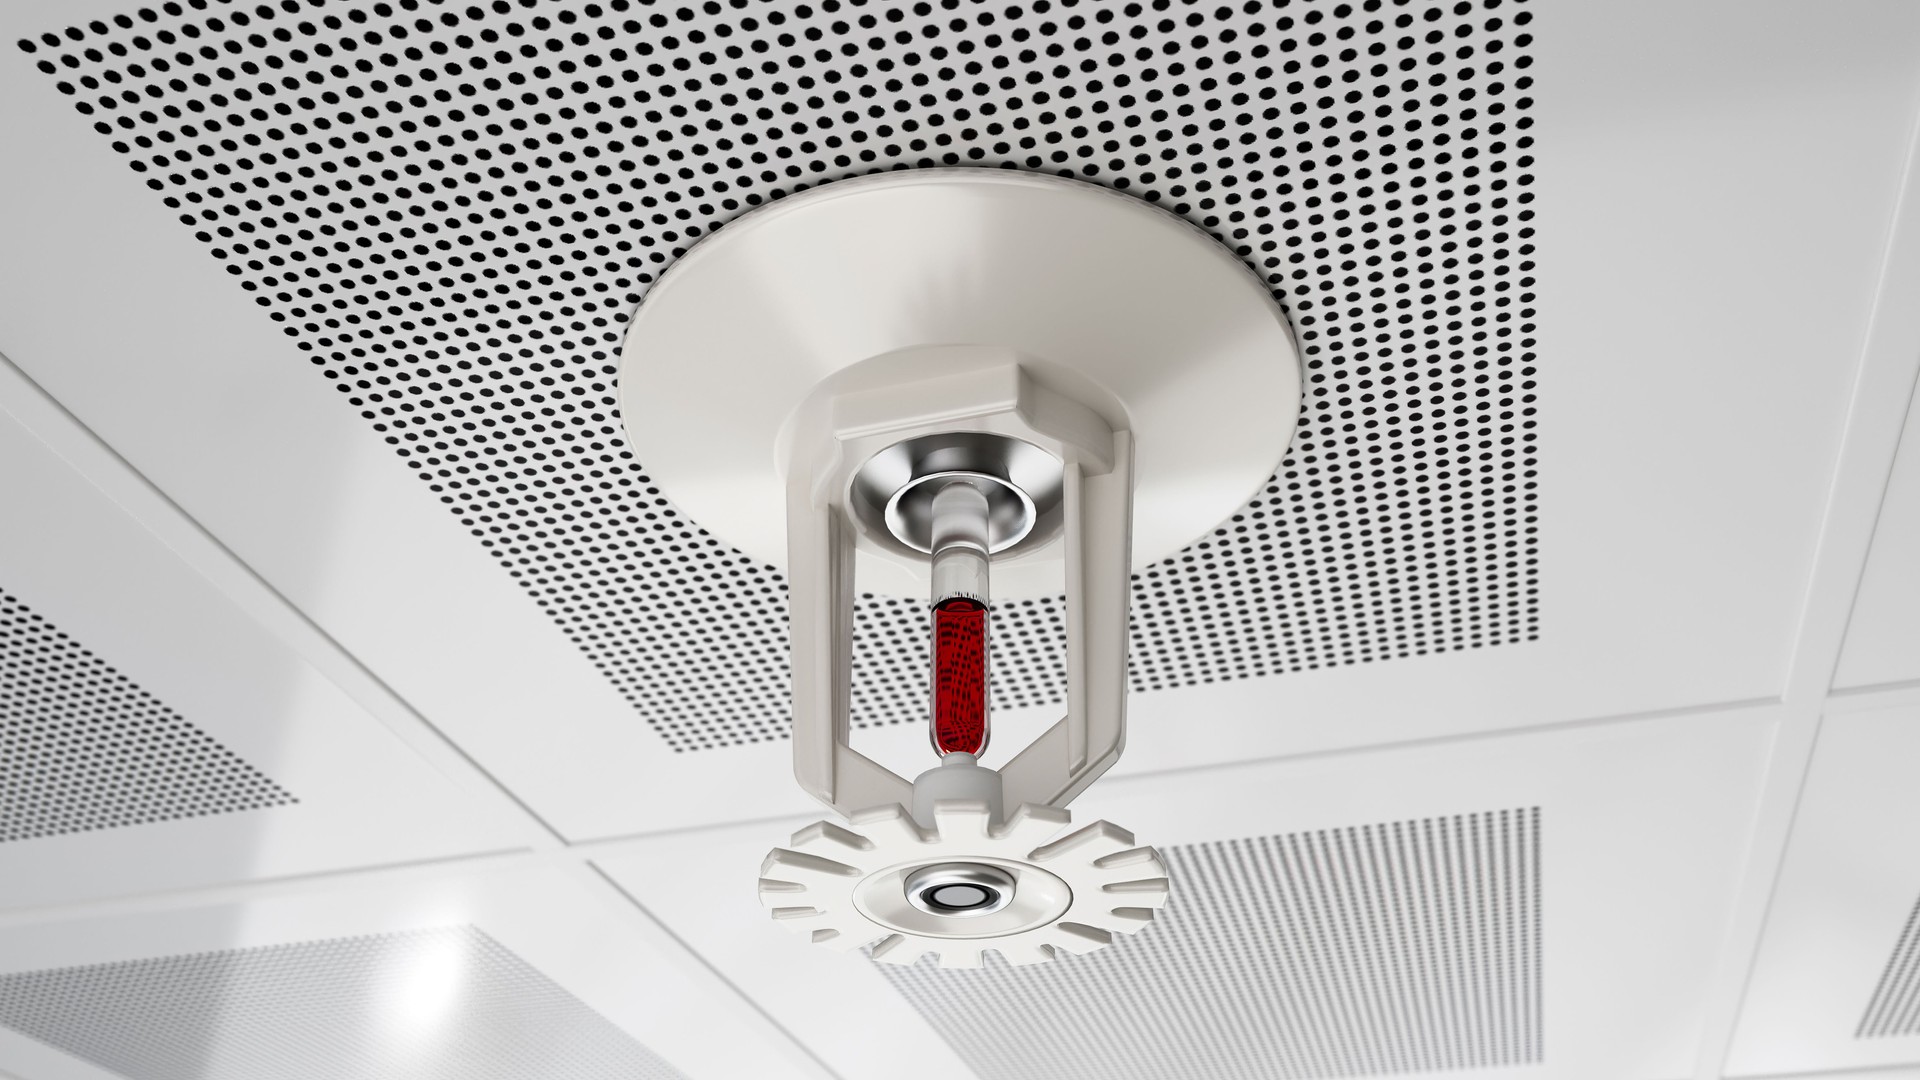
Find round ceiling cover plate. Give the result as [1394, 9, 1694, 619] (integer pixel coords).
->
[620, 169, 1300, 596]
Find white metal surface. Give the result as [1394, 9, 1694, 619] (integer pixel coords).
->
[618, 169, 1301, 597]
[0, 366, 526, 909]
[0, 866, 820, 1080]
[609, 706, 1777, 1080]
[1727, 697, 1920, 1076]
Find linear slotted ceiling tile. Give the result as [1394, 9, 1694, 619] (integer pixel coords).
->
[0, 925, 688, 1080]
[879, 807, 1543, 1080]
[1858, 893, 1920, 1040]
[16, 0, 1539, 750]
[0, 587, 296, 844]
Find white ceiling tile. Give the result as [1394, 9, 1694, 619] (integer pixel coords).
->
[1728, 695, 1920, 1076]
[0, 866, 820, 1080]
[607, 706, 1774, 1080]
[0, 386, 525, 910]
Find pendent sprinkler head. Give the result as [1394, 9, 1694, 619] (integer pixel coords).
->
[619, 170, 1301, 966]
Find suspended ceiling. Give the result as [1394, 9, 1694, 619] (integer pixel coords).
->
[2, 1, 1920, 1078]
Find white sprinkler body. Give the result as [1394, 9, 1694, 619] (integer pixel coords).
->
[617, 170, 1301, 967]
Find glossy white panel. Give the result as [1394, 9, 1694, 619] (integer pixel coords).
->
[607, 707, 1775, 1080]
[1729, 697, 1920, 1076]
[0, 391, 524, 909]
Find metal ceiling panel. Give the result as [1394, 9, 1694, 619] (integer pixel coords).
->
[879, 807, 1543, 1080]
[0, 375, 525, 910]
[1727, 695, 1920, 1076]
[0, 925, 687, 1080]
[0, 866, 818, 1080]
[0, 4, 1919, 1080]
[603, 705, 1774, 1080]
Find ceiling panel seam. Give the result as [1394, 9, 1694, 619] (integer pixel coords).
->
[573, 861, 843, 1080]
[0, 349, 567, 852]
[1691, 91, 1920, 1080]
[0, 685, 1810, 934]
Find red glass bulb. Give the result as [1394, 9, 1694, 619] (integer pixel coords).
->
[932, 596, 988, 755]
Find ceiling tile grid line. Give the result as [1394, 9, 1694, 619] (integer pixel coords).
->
[1726, 700, 1920, 1075]
[1832, 362, 1920, 691]
[15, 0, 1539, 751]
[0, 684, 1774, 931]
[0, 342, 838, 1077]
[1689, 80, 1920, 1080]
[0, 348, 568, 853]
[562, 860, 843, 1080]
[10, 3, 1920, 1080]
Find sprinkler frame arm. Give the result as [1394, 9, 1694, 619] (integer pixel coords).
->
[782, 356, 1135, 819]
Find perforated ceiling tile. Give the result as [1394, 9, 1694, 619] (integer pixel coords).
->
[0, 588, 296, 844]
[0, 925, 688, 1080]
[19, 0, 1539, 751]
[879, 807, 1542, 1080]
[1858, 894, 1920, 1039]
